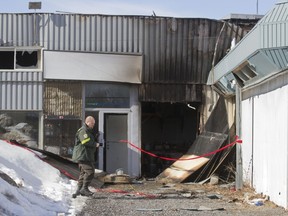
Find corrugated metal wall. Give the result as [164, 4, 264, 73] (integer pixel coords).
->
[0, 71, 42, 110]
[0, 13, 245, 103]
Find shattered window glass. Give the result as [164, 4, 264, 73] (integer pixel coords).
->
[16, 50, 38, 69]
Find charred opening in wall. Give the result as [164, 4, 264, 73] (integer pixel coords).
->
[16, 51, 38, 68]
[141, 102, 200, 177]
[154, 96, 237, 184]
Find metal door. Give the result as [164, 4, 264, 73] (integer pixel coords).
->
[104, 113, 128, 174]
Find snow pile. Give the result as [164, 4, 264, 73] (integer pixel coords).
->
[0, 140, 85, 216]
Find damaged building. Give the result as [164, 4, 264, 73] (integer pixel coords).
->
[0, 10, 260, 181]
[208, 1, 288, 209]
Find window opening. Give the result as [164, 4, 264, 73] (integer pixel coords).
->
[85, 83, 130, 108]
[16, 50, 38, 68]
[0, 48, 41, 70]
[0, 51, 14, 69]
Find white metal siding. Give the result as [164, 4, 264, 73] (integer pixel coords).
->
[241, 98, 253, 184]
[242, 71, 288, 208]
[0, 71, 43, 110]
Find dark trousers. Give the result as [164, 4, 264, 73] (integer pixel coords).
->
[78, 162, 95, 187]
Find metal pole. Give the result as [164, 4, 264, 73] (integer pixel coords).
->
[236, 85, 243, 190]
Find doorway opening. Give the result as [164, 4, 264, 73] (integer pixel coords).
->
[141, 102, 200, 177]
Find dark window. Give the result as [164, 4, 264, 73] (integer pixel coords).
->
[85, 83, 130, 108]
[0, 51, 14, 69]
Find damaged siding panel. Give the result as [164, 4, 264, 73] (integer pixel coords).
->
[44, 81, 82, 118]
[1, 14, 244, 102]
[0, 71, 42, 110]
[143, 19, 244, 84]
[139, 84, 202, 103]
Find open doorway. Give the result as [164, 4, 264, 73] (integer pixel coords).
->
[141, 102, 199, 177]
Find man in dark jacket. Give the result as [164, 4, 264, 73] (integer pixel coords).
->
[72, 116, 98, 197]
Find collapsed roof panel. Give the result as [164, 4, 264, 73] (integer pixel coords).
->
[156, 131, 228, 183]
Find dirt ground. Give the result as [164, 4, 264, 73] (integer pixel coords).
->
[77, 180, 288, 216]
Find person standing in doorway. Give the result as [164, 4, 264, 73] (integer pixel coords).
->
[72, 116, 99, 197]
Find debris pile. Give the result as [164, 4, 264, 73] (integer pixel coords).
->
[0, 113, 37, 147]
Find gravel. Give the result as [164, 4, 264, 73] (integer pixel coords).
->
[75, 181, 287, 216]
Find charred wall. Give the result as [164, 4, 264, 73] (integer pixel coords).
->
[140, 19, 246, 103]
[0, 14, 246, 103]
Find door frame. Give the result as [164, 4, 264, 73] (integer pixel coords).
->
[85, 108, 131, 171]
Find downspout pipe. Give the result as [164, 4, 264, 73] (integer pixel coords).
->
[235, 85, 243, 190]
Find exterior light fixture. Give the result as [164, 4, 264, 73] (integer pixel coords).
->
[29, 2, 42, 10]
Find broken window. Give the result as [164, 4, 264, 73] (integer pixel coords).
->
[16, 50, 38, 68]
[0, 48, 41, 70]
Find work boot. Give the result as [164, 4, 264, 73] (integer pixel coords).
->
[80, 186, 93, 196]
[72, 185, 83, 198]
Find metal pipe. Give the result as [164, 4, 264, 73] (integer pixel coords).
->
[236, 85, 243, 190]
